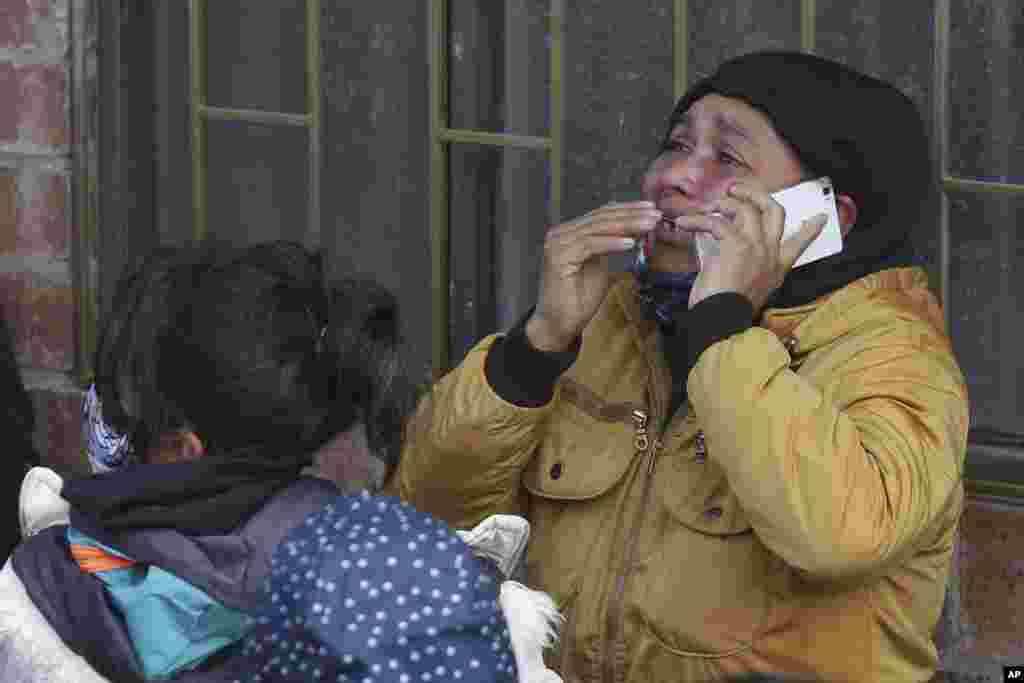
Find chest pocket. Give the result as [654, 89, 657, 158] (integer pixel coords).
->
[520, 381, 642, 628]
[655, 432, 752, 536]
[639, 428, 792, 660]
[522, 378, 642, 500]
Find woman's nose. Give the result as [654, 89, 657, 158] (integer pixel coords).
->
[665, 153, 720, 196]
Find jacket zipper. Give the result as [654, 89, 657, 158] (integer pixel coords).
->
[603, 408, 663, 682]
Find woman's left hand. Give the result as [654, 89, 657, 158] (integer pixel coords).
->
[675, 181, 828, 315]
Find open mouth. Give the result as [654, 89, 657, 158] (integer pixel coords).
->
[654, 215, 683, 241]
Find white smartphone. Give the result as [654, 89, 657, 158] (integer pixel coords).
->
[694, 176, 844, 270]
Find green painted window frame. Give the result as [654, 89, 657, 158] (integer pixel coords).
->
[186, 0, 322, 245]
[428, 0, 565, 375]
[931, 0, 1024, 501]
[73, 0, 99, 387]
[426, 0, 802, 374]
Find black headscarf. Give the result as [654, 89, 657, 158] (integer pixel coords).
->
[62, 451, 316, 536]
[666, 51, 935, 308]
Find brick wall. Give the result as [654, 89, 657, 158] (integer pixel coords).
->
[0, 0, 88, 477]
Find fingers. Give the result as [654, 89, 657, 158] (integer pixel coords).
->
[717, 183, 785, 243]
[704, 196, 764, 243]
[549, 202, 661, 241]
[544, 233, 638, 275]
[779, 213, 829, 268]
[574, 235, 641, 262]
[727, 182, 783, 221]
[672, 212, 731, 242]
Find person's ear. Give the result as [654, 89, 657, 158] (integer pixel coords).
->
[836, 194, 858, 238]
[147, 430, 205, 464]
[178, 431, 205, 462]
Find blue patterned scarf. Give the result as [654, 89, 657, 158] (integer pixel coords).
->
[629, 247, 698, 326]
[82, 384, 137, 473]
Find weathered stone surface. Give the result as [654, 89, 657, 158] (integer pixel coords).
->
[321, 2, 432, 376]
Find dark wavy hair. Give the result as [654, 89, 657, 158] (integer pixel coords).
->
[153, 241, 418, 474]
[93, 245, 198, 458]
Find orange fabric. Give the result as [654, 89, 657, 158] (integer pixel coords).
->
[69, 544, 138, 574]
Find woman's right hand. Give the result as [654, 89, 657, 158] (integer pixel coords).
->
[526, 201, 661, 352]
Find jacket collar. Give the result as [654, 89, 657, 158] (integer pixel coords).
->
[611, 266, 932, 356]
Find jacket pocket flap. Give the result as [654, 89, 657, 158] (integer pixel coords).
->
[522, 399, 638, 501]
[655, 449, 752, 536]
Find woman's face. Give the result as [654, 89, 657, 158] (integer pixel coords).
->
[640, 94, 806, 273]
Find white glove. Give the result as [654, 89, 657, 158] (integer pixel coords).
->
[458, 515, 564, 683]
[19, 467, 69, 539]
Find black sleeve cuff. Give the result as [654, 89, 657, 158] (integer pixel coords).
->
[680, 292, 755, 375]
[484, 312, 581, 408]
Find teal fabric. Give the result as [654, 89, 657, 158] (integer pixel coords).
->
[66, 527, 252, 680]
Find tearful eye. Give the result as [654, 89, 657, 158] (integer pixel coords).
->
[664, 138, 694, 153]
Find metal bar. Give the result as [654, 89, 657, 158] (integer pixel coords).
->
[199, 104, 310, 127]
[944, 176, 1024, 195]
[673, 0, 688, 101]
[430, 0, 450, 376]
[966, 478, 1024, 502]
[188, 0, 208, 242]
[71, 0, 96, 386]
[439, 127, 551, 150]
[801, 0, 816, 53]
[306, 0, 322, 248]
[549, 0, 563, 226]
[934, 0, 950, 331]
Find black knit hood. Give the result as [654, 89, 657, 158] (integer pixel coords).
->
[667, 51, 935, 308]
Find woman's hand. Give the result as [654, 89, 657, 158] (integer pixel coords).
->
[675, 182, 828, 315]
[527, 202, 661, 351]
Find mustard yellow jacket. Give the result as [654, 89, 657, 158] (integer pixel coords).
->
[392, 267, 969, 682]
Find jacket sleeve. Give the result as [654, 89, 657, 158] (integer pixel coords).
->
[686, 316, 969, 581]
[395, 332, 573, 531]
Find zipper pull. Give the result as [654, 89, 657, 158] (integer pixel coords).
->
[647, 440, 662, 475]
[695, 430, 707, 463]
[633, 409, 650, 452]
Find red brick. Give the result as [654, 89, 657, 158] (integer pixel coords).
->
[18, 63, 67, 147]
[0, 1, 33, 48]
[0, 63, 19, 142]
[13, 171, 67, 256]
[0, 0, 55, 49]
[957, 497, 1024, 659]
[27, 0, 54, 17]
[0, 272, 74, 370]
[41, 388, 88, 476]
[0, 62, 67, 147]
